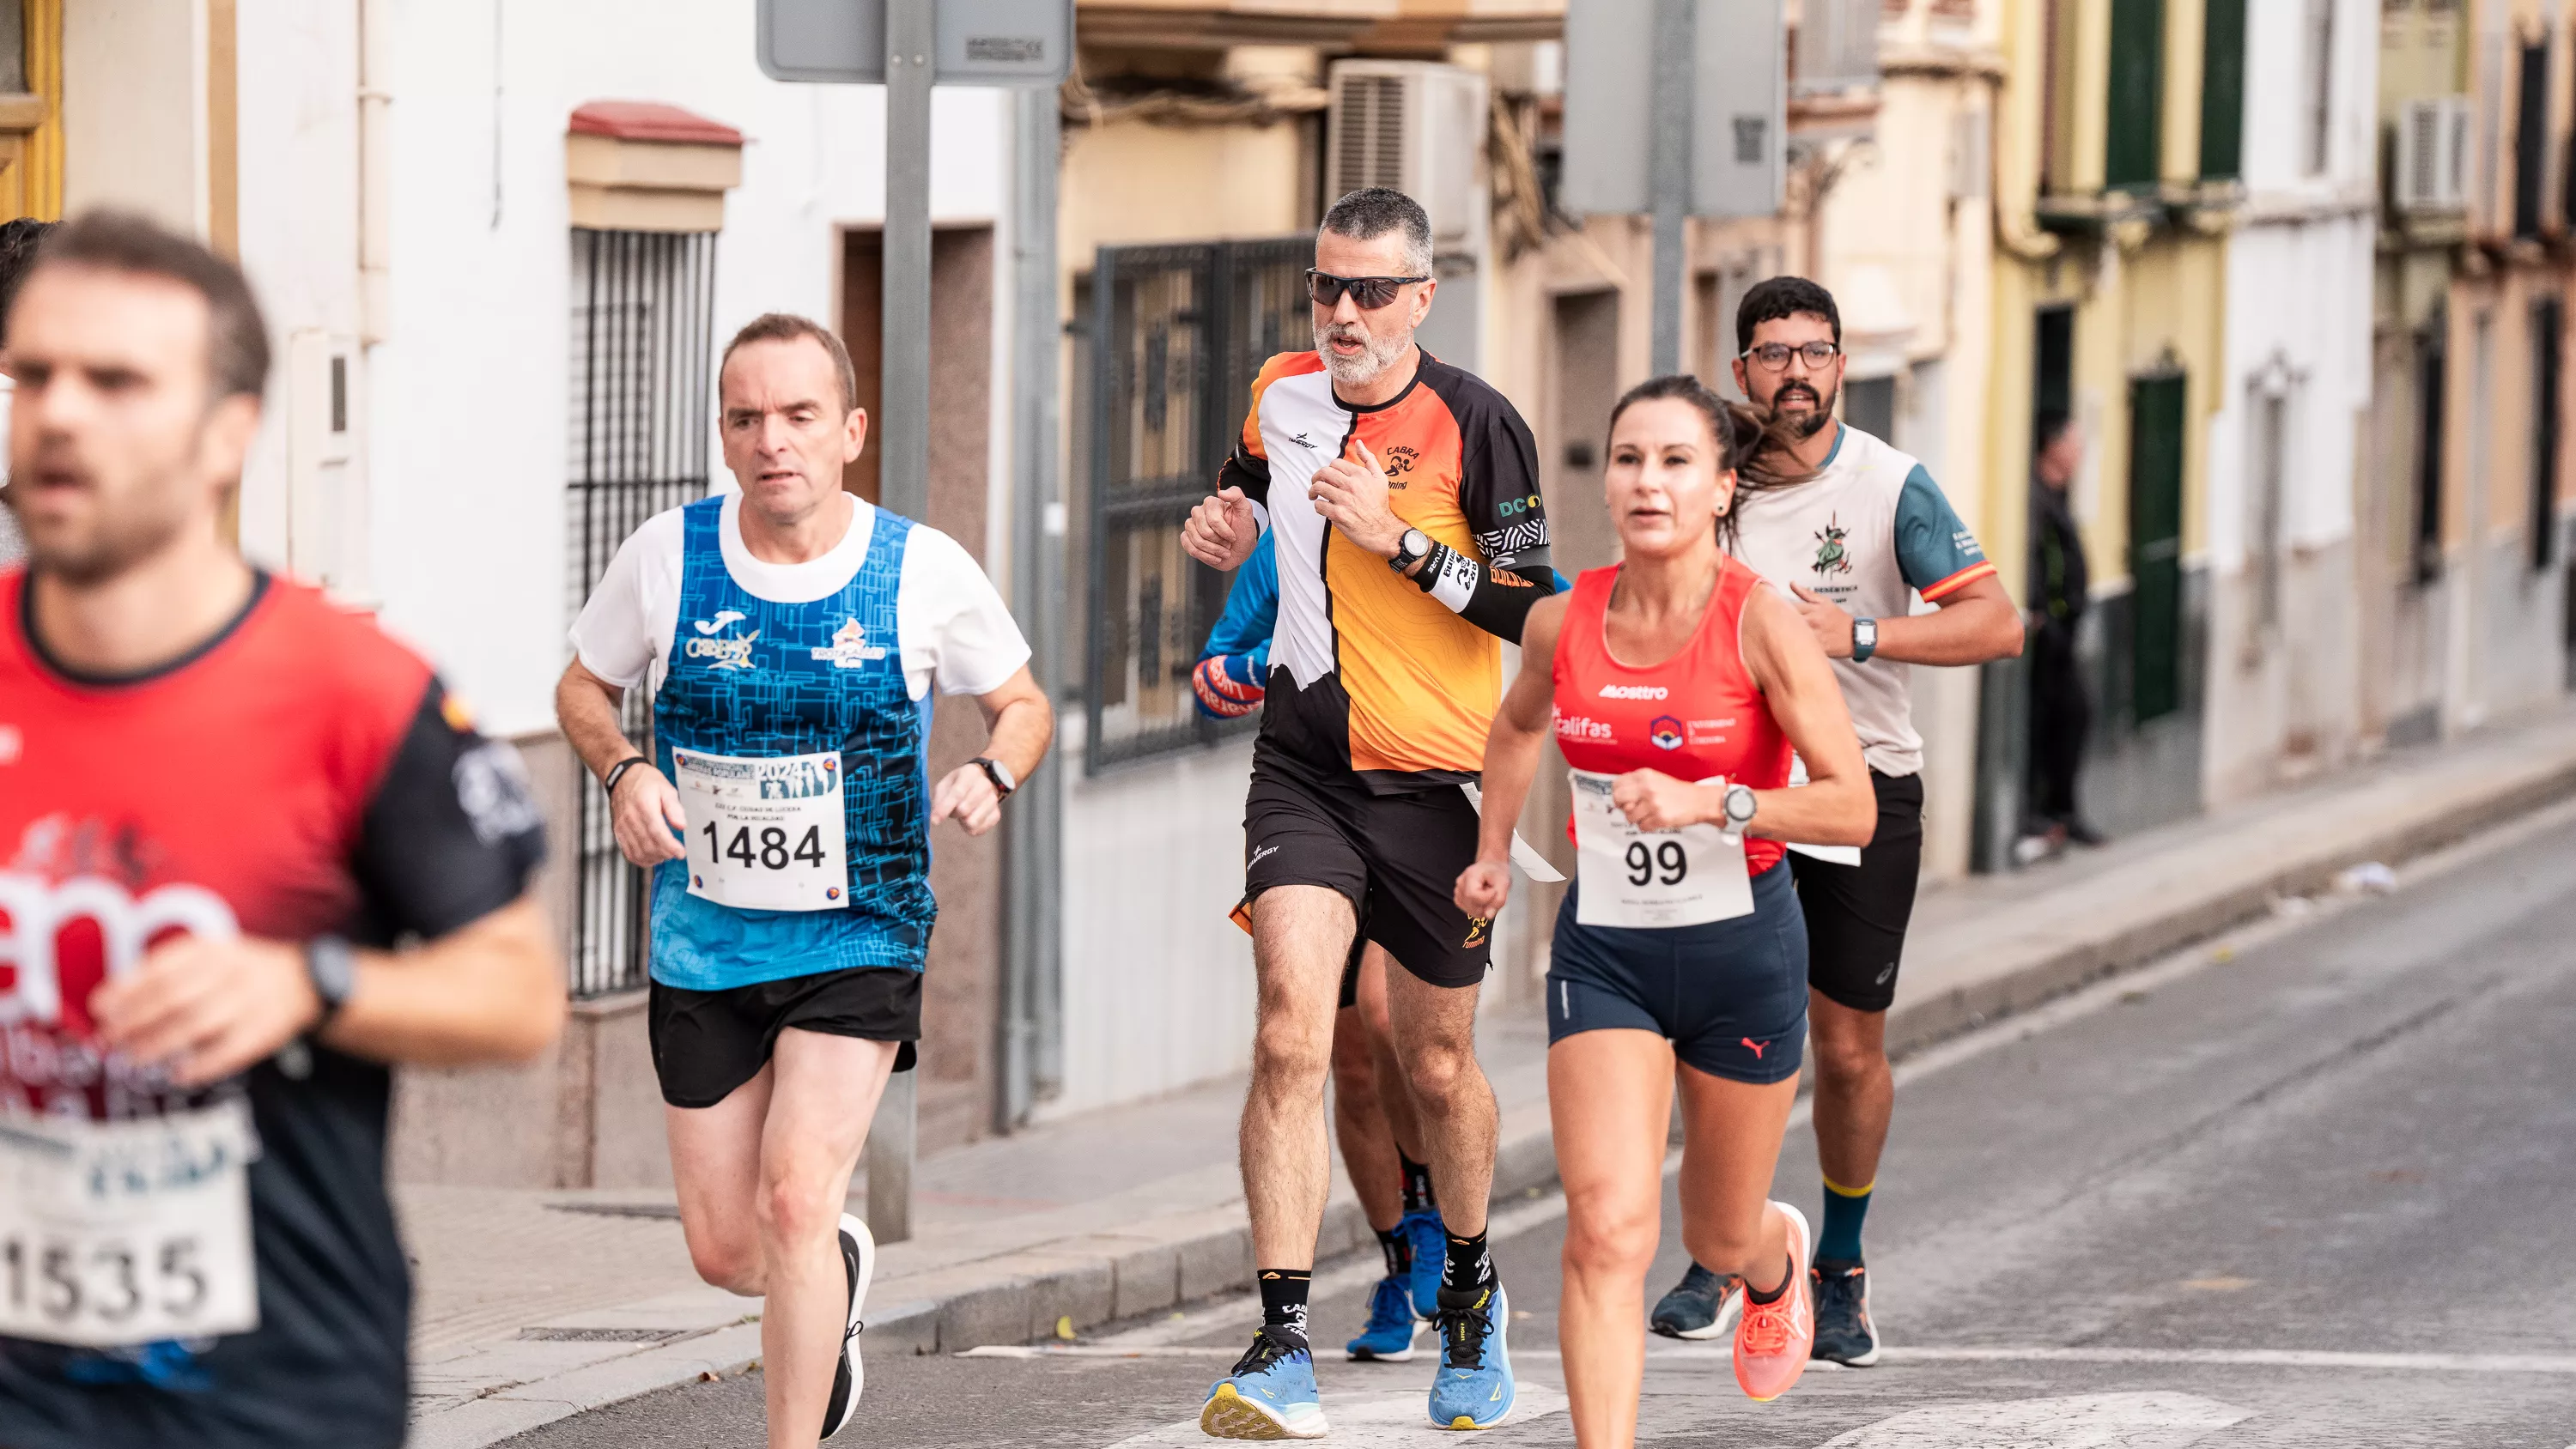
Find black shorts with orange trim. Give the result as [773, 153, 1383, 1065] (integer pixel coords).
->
[1242, 747, 1490, 991]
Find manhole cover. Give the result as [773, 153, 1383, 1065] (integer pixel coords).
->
[516, 1326, 678, 1343]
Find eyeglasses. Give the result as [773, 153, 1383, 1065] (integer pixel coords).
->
[1307, 269, 1429, 311]
[1741, 341, 1843, 372]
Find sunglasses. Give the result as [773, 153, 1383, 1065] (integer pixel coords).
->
[1306, 269, 1429, 311]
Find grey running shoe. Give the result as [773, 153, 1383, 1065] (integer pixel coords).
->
[1808, 1258, 1880, 1366]
[1649, 1263, 1742, 1341]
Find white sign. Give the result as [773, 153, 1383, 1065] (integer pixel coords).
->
[0, 1099, 261, 1348]
[674, 748, 852, 913]
[757, 0, 1074, 85]
[1570, 768, 1754, 929]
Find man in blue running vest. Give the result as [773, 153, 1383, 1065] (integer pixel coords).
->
[556, 313, 1052, 1447]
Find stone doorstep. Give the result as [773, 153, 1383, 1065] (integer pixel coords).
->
[410, 716, 2576, 1449]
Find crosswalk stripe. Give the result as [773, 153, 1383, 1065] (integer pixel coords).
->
[1817, 1391, 2247, 1447]
[1097, 1384, 1571, 1446]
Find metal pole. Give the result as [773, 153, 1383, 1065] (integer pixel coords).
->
[999, 85, 1065, 1130]
[878, 0, 934, 524]
[1647, 0, 1694, 376]
[865, 0, 935, 1240]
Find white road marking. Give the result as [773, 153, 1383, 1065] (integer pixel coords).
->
[1637, 1343, 2576, 1376]
[1098, 1384, 1570, 1446]
[1816, 1391, 2248, 1447]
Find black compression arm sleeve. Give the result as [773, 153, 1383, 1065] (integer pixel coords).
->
[1413, 542, 1559, 645]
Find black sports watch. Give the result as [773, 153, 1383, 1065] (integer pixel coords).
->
[972, 755, 1017, 799]
[1850, 617, 1879, 664]
[1389, 528, 1431, 574]
[305, 936, 358, 1028]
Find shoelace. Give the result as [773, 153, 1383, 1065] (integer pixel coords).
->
[1738, 1294, 1794, 1355]
[1230, 1329, 1298, 1378]
[1435, 1300, 1492, 1370]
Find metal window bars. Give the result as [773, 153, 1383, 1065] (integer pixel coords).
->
[1083, 238, 1309, 773]
[565, 227, 717, 997]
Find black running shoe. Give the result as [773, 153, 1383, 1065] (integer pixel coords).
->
[1649, 1263, 1742, 1341]
[1807, 1258, 1880, 1367]
[822, 1213, 876, 1436]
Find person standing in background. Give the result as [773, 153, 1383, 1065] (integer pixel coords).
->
[0, 216, 60, 566]
[2026, 411, 2101, 851]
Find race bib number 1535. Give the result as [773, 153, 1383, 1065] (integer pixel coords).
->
[0, 1099, 261, 1348]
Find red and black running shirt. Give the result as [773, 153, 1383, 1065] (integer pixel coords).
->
[0, 568, 545, 1449]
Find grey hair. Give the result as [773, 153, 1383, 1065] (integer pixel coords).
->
[1321, 187, 1434, 276]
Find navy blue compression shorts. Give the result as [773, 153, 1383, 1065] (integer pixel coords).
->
[1545, 859, 1808, 1085]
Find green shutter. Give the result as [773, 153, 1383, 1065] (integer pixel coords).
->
[2128, 374, 2187, 723]
[2198, 0, 2245, 180]
[2105, 0, 2166, 191]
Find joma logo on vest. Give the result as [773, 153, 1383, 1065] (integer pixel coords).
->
[684, 629, 761, 670]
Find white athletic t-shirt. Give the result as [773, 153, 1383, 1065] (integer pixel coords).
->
[570, 493, 1030, 701]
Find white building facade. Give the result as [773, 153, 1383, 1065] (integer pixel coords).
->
[2202, 0, 2379, 799]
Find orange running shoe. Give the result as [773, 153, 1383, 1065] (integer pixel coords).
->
[1731, 1202, 1814, 1403]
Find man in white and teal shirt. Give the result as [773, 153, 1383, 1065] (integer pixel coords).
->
[1646, 277, 2024, 1367]
[556, 313, 1052, 1447]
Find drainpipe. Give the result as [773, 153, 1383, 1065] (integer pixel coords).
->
[358, 0, 392, 343]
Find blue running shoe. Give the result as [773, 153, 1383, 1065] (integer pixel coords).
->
[1200, 1328, 1327, 1439]
[1402, 1208, 1446, 1319]
[1346, 1276, 1420, 1361]
[1425, 1282, 1515, 1430]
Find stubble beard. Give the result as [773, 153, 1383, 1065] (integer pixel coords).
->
[1315, 320, 1412, 389]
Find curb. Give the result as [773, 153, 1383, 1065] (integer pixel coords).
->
[416, 719, 2576, 1447]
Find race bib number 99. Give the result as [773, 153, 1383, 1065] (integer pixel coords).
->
[674, 747, 852, 912]
[0, 1099, 261, 1348]
[1570, 768, 1755, 929]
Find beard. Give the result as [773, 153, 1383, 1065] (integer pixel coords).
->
[1769, 379, 1838, 439]
[1315, 318, 1413, 388]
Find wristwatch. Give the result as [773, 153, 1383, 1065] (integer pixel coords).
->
[305, 936, 357, 1029]
[1389, 528, 1431, 574]
[1721, 783, 1759, 835]
[1850, 617, 1879, 663]
[971, 755, 1017, 799]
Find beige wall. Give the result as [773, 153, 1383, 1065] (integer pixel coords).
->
[63, 0, 205, 229]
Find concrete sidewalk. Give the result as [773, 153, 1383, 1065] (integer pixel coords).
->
[404, 705, 2576, 1449]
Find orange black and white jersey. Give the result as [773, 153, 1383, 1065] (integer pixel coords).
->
[1217, 349, 1556, 790]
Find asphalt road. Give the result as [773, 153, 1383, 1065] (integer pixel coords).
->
[503, 808, 2576, 1447]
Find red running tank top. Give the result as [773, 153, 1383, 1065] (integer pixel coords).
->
[1551, 557, 1794, 875]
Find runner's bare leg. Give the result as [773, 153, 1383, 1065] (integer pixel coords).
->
[755, 1030, 896, 1449]
[1387, 967, 1497, 1238]
[1244, 885, 1357, 1268]
[666, 1067, 778, 1295]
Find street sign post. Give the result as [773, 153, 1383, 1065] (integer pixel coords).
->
[756, 0, 1072, 1243]
[1563, 0, 1785, 373]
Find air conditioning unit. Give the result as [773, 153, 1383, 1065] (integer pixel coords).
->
[1327, 61, 1486, 250]
[1790, 0, 1881, 98]
[2397, 95, 2471, 214]
[1327, 60, 1489, 367]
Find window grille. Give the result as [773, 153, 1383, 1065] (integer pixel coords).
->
[565, 227, 717, 997]
[1083, 238, 1309, 773]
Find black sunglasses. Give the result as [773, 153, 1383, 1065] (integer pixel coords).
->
[1306, 269, 1429, 311]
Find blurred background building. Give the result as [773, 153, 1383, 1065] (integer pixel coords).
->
[1, 0, 2567, 1185]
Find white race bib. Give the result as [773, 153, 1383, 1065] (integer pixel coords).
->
[1570, 768, 1755, 928]
[0, 1099, 260, 1348]
[674, 748, 852, 912]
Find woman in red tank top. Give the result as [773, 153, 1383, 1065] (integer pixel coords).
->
[1455, 376, 1874, 1441]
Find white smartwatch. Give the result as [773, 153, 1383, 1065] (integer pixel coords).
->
[1721, 783, 1759, 835]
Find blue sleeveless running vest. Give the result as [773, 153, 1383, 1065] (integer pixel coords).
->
[650, 496, 934, 989]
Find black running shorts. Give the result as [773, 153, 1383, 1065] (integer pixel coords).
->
[1788, 769, 1926, 1014]
[1243, 753, 1490, 991]
[1546, 861, 1808, 1083]
[648, 965, 921, 1109]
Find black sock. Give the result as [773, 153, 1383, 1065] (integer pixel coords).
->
[1439, 1228, 1492, 1299]
[1257, 1268, 1312, 1349]
[1376, 1227, 1411, 1279]
[1744, 1257, 1795, 1306]
[1400, 1154, 1437, 1214]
